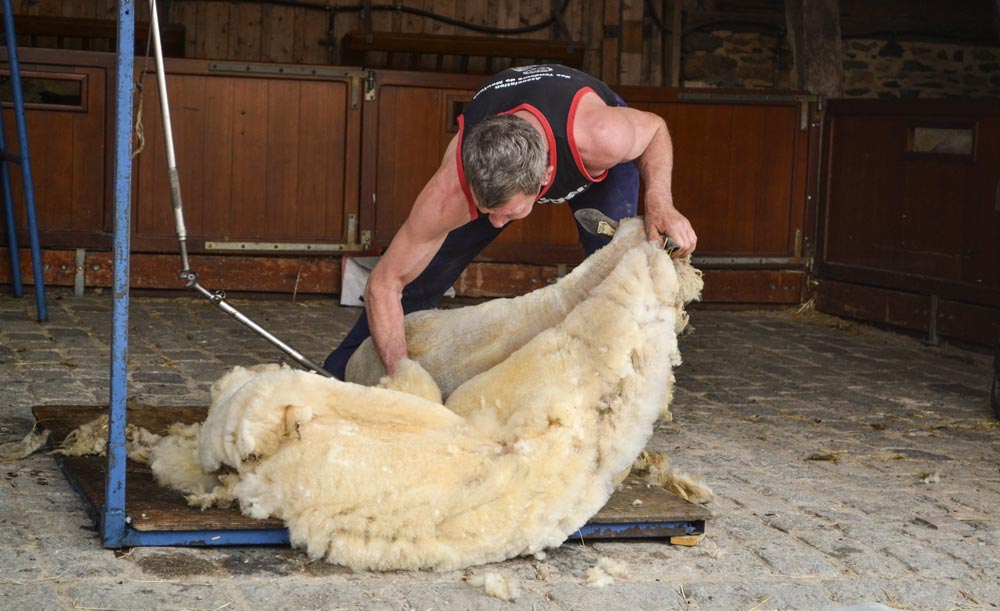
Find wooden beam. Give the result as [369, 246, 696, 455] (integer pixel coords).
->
[670, 0, 682, 87]
[341, 30, 585, 69]
[601, 0, 621, 84]
[995, 0, 1000, 41]
[785, 0, 843, 98]
[10, 15, 186, 57]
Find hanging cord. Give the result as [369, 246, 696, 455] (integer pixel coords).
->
[644, 0, 672, 34]
[177, 0, 572, 37]
[132, 16, 156, 159]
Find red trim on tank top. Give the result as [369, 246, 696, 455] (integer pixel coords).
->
[498, 104, 557, 200]
[455, 115, 479, 220]
[567, 87, 608, 183]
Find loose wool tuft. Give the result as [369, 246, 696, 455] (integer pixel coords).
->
[148, 217, 703, 571]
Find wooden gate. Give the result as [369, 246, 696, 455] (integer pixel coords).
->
[361, 76, 819, 301]
[3, 51, 818, 304]
[0, 48, 112, 249]
[816, 99, 1000, 345]
[132, 59, 363, 254]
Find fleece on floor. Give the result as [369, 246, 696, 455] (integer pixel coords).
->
[147, 217, 703, 571]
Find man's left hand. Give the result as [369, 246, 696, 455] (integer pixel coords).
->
[645, 206, 697, 258]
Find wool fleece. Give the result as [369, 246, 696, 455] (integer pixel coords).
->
[149, 217, 702, 571]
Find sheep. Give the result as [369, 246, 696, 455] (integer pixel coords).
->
[148, 217, 703, 571]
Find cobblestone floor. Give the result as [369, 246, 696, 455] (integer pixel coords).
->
[1, 288, 997, 611]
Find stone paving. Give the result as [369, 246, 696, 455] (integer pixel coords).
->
[1, 288, 997, 611]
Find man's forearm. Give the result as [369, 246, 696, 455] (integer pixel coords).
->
[634, 114, 675, 215]
[633, 112, 697, 255]
[365, 282, 408, 377]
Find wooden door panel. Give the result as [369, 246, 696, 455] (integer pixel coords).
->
[899, 159, 973, 278]
[819, 99, 1000, 335]
[632, 100, 801, 256]
[368, 79, 582, 260]
[374, 77, 577, 261]
[823, 115, 902, 268]
[367, 77, 811, 264]
[200, 78, 235, 238]
[133, 59, 360, 252]
[372, 84, 453, 242]
[0, 57, 107, 247]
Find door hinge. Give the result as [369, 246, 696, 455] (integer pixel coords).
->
[364, 70, 376, 102]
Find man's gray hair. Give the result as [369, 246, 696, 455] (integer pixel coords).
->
[462, 115, 547, 209]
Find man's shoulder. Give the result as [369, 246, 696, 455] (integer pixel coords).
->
[410, 165, 473, 237]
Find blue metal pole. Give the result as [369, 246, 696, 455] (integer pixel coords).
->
[1, 0, 46, 320]
[0, 110, 23, 297]
[104, 0, 135, 548]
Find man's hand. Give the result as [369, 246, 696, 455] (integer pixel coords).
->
[645, 205, 697, 258]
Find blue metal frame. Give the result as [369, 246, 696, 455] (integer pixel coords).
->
[101, 0, 706, 550]
[103, 0, 136, 548]
[1, 0, 47, 318]
[0, 111, 22, 297]
[103, 0, 301, 549]
[576, 520, 705, 539]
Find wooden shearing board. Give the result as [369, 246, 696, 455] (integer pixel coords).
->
[34, 405, 710, 543]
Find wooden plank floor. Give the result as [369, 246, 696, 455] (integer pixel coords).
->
[34, 405, 710, 537]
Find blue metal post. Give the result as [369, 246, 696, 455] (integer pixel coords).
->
[103, 0, 135, 548]
[0, 113, 22, 297]
[1, 0, 46, 320]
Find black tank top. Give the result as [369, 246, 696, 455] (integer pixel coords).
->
[456, 65, 621, 218]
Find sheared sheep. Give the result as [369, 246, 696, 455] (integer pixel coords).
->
[147, 217, 703, 571]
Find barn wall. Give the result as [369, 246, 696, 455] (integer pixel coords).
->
[7, 0, 1000, 95]
[842, 39, 1000, 99]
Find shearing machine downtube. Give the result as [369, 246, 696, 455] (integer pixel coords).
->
[146, 0, 332, 378]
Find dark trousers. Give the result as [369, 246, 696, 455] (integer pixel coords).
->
[323, 160, 640, 379]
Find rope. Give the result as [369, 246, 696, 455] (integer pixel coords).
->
[132, 7, 156, 159]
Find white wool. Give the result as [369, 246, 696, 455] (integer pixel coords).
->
[55, 415, 111, 456]
[586, 567, 614, 588]
[346, 218, 702, 399]
[377, 358, 442, 404]
[632, 450, 716, 504]
[55, 415, 161, 463]
[467, 572, 521, 601]
[148, 423, 222, 500]
[0, 428, 50, 463]
[586, 557, 629, 588]
[598, 556, 629, 577]
[701, 538, 726, 560]
[148, 217, 703, 571]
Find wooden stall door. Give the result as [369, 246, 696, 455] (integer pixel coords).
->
[817, 99, 1000, 345]
[363, 75, 816, 273]
[360, 69, 582, 264]
[133, 59, 363, 254]
[0, 49, 112, 249]
[619, 89, 813, 259]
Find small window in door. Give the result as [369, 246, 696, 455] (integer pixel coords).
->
[0, 71, 87, 111]
[907, 123, 975, 160]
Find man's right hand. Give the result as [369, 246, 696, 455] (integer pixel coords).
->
[363, 135, 472, 375]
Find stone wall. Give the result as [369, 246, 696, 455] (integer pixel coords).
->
[681, 30, 1000, 99]
[682, 30, 795, 89]
[843, 39, 1000, 99]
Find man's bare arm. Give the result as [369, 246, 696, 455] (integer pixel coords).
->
[364, 137, 471, 376]
[575, 99, 697, 257]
